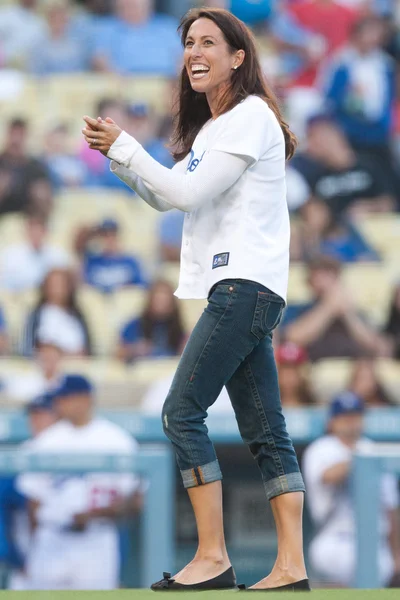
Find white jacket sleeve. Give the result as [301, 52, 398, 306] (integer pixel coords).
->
[107, 131, 251, 213]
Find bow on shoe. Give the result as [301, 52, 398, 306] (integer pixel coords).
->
[161, 572, 176, 589]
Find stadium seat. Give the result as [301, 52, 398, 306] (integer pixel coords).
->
[109, 287, 148, 342]
[76, 286, 114, 355]
[376, 359, 400, 404]
[358, 213, 400, 261]
[342, 263, 392, 326]
[0, 289, 38, 352]
[180, 299, 206, 333]
[311, 359, 353, 403]
[0, 214, 25, 250]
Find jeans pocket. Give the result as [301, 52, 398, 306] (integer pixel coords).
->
[251, 292, 284, 340]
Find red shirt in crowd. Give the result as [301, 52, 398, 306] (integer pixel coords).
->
[289, 0, 359, 86]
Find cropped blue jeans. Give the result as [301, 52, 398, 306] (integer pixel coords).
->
[162, 279, 305, 500]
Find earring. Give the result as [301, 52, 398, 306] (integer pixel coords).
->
[233, 66, 238, 70]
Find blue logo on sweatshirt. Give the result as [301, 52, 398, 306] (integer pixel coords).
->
[187, 150, 205, 172]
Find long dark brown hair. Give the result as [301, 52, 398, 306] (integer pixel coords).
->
[172, 7, 297, 162]
[141, 280, 185, 354]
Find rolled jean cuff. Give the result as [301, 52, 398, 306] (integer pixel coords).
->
[263, 472, 306, 501]
[181, 460, 222, 489]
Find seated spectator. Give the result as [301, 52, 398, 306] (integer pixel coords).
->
[0, 306, 8, 356]
[0, 212, 70, 292]
[117, 279, 185, 362]
[348, 357, 395, 406]
[22, 268, 92, 357]
[276, 342, 318, 407]
[159, 210, 184, 263]
[383, 283, 400, 359]
[82, 218, 147, 293]
[91, 0, 181, 76]
[280, 256, 383, 361]
[303, 391, 400, 587]
[28, 0, 91, 75]
[0, 118, 53, 218]
[79, 98, 136, 191]
[0, 0, 46, 69]
[290, 116, 395, 217]
[4, 334, 65, 402]
[127, 102, 174, 168]
[291, 197, 379, 262]
[324, 16, 395, 155]
[42, 124, 90, 189]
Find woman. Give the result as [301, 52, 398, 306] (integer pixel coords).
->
[22, 268, 91, 357]
[348, 358, 394, 407]
[117, 279, 186, 363]
[276, 343, 317, 407]
[82, 8, 308, 591]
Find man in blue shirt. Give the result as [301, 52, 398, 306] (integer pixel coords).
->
[90, 0, 181, 76]
[83, 218, 147, 294]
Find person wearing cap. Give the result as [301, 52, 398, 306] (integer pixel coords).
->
[303, 391, 400, 587]
[276, 342, 318, 407]
[0, 392, 57, 590]
[82, 217, 147, 294]
[17, 374, 142, 590]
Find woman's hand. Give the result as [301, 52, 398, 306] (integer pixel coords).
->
[82, 115, 122, 155]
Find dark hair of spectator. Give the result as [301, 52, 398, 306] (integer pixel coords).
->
[172, 8, 297, 161]
[141, 280, 184, 354]
[23, 269, 92, 355]
[96, 98, 123, 116]
[307, 255, 342, 276]
[9, 117, 28, 130]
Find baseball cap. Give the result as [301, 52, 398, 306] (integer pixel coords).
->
[276, 342, 308, 366]
[52, 374, 93, 399]
[329, 391, 365, 419]
[26, 392, 55, 414]
[128, 102, 149, 118]
[98, 218, 119, 233]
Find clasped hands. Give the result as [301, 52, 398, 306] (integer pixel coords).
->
[82, 115, 123, 155]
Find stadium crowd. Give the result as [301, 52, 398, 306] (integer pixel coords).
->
[0, 0, 400, 590]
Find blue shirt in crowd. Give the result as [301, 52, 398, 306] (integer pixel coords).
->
[121, 318, 175, 358]
[84, 253, 147, 294]
[320, 224, 379, 263]
[159, 210, 184, 250]
[91, 15, 181, 76]
[0, 477, 26, 569]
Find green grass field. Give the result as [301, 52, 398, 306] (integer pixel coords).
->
[0, 591, 398, 600]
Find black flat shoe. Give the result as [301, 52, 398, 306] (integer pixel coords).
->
[151, 567, 237, 591]
[239, 579, 311, 592]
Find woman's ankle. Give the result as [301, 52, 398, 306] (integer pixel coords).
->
[194, 550, 230, 565]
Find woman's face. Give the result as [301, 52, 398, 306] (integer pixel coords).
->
[44, 271, 71, 305]
[184, 18, 243, 98]
[149, 284, 174, 319]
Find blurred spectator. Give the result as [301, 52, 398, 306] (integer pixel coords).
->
[4, 334, 65, 403]
[42, 124, 90, 189]
[383, 283, 400, 359]
[0, 392, 57, 591]
[303, 391, 400, 586]
[290, 116, 395, 217]
[91, 0, 181, 76]
[17, 374, 143, 590]
[280, 256, 383, 361]
[348, 357, 395, 406]
[0, 0, 46, 69]
[28, 0, 91, 75]
[276, 342, 318, 407]
[117, 279, 185, 362]
[82, 218, 147, 293]
[79, 98, 136, 191]
[324, 16, 395, 154]
[159, 210, 184, 262]
[271, 0, 358, 87]
[291, 197, 379, 262]
[127, 102, 174, 168]
[22, 268, 92, 357]
[0, 119, 53, 218]
[0, 212, 70, 292]
[0, 306, 8, 356]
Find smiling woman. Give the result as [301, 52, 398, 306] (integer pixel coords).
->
[81, 7, 308, 594]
